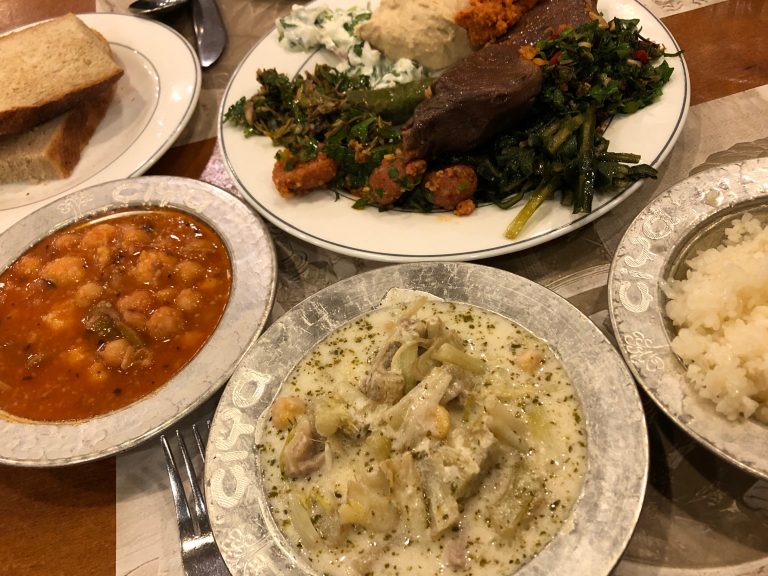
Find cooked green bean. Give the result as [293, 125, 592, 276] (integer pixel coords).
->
[545, 113, 585, 155]
[505, 176, 563, 239]
[573, 106, 597, 213]
[346, 78, 433, 124]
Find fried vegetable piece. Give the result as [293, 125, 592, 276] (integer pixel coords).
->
[423, 164, 478, 211]
[454, 198, 476, 216]
[272, 152, 337, 198]
[363, 156, 426, 206]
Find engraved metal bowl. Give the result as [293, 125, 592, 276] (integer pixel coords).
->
[205, 261, 648, 576]
[609, 157, 768, 480]
[0, 176, 277, 466]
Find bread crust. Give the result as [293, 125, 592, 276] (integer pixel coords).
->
[0, 79, 122, 137]
[0, 14, 124, 136]
[0, 86, 116, 184]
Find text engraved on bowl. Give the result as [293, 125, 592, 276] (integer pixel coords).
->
[0, 175, 277, 466]
[609, 156, 768, 480]
[622, 331, 664, 373]
[206, 262, 649, 576]
[57, 189, 96, 218]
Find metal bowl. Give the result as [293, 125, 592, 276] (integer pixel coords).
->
[0, 176, 277, 466]
[205, 261, 648, 576]
[609, 157, 768, 480]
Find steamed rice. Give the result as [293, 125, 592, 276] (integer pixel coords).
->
[664, 213, 768, 423]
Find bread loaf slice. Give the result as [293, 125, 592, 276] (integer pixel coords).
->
[0, 86, 115, 184]
[0, 14, 124, 136]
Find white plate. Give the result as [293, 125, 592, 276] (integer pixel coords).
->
[0, 13, 201, 228]
[219, 0, 690, 262]
[609, 157, 768, 480]
[206, 262, 648, 576]
[0, 176, 277, 467]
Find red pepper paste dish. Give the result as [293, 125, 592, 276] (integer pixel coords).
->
[0, 207, 232, 422]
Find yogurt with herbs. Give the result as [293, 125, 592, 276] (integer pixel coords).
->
[258, 297, 587, 576]
[276, 5, 423, 88]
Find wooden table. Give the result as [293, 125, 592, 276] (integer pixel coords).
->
[0, 1, 767, 575]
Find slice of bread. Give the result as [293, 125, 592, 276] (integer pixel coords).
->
[0, 86, 115, 184]
[0, 13, 124, 136]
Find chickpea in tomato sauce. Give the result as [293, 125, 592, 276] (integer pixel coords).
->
[0, 208, 232, 422]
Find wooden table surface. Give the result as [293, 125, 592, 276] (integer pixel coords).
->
[0, 0, 766, 575]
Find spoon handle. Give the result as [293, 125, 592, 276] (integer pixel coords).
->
[191, 0, 226, 68]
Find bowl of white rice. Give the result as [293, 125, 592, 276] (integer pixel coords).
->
[664, 208, 768, 424]
[609, 157, 768, 480]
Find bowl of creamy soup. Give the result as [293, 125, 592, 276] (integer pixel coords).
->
[0, 176, 276, 466]
[205, 262, 648, 576]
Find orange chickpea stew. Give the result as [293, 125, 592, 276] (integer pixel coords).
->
[0, 208, 232, 422]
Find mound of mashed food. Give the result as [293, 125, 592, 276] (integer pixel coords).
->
[664, 213, 768, 423]
[356, 0, 473, 70]
[259, 297, 586, 576]
[357, 0, 542, 69]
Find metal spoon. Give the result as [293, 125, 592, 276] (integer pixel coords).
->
[128, 0, 189, 17]
[128, 0, 227, 68]
[190, 0, 227, 68]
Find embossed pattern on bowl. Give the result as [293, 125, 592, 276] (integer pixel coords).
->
[206, 262, 648, 576]
[0, 176, 277, 466]
[609, 157, 768, 480]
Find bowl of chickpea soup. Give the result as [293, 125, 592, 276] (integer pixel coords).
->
[0, 176, 277, 466]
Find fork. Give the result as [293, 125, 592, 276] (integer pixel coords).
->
[161, 422, 232, 576]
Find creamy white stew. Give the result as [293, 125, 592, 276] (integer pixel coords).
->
[259, 298, 586, 576]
